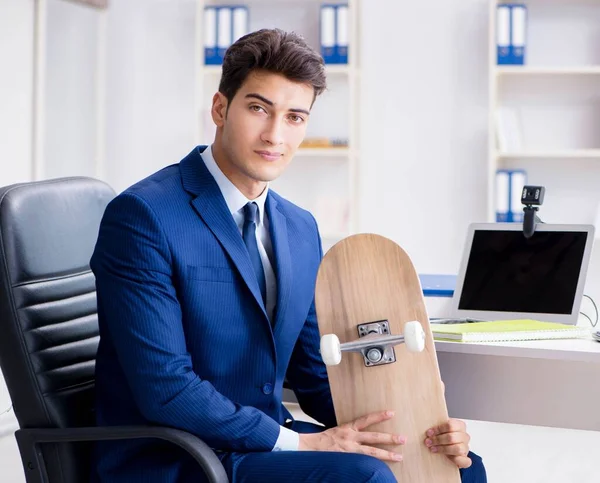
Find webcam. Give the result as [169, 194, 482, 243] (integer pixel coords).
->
[521, 186, 545, 207]
[521, 185, 545, 239]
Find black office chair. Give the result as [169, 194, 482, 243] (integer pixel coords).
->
[0, 177, 228, 483]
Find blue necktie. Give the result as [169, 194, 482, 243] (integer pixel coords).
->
[243, 202, 267, 306]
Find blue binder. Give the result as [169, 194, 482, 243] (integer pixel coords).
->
[204, 7, 218, 65]
[510, 4, 527, 65]
[496, 170, 510, 222]
[205, 5, 249, 66]
[496, 4, 511, 65]
[419, 274, 456, 298]
[496, 169, 527, 222]
[497, 3, 528, 65]
[320, 4, 337, 63]
[216, 6, 232, 64]
[231, 5, 249, 44]
[336, 4, 349, 64]
[509, 169, 526, 222]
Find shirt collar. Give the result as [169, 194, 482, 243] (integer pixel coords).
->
[201, 144, 269, 224]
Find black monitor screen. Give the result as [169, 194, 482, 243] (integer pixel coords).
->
[458, 230, 587, 314]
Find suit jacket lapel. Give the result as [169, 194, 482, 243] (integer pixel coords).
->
[180, 146, 268, 321]
[265, 193, 292, 338]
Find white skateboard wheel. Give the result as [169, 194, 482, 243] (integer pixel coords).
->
[320, 334, 342, 366]
[404, 321, 426, 352]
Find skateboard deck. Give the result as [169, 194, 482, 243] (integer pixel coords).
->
[315, 234, 460, 482]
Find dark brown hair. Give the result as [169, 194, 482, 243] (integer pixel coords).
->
[218, 28, 327, 105]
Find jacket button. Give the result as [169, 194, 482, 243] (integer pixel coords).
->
[262, 383, 273, 395]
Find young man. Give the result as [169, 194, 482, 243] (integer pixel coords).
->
[91, 29, 486, 483]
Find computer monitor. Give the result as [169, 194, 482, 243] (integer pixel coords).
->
[451, 223, 595, 325]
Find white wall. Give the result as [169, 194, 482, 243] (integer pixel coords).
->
[358, 0, 490, 275]
[358, 0, 600, 311]
[103, 0, 197, 193]
[37, 0, 492, 282]
[13, 0, 600, 284]
[96, 0, 600, 305]
[43, 0, 100, 180]
[0, 3, 34, 479]
[0, 0, 35, 186]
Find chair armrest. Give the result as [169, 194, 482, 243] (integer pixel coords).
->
[15, 425, 228, 483]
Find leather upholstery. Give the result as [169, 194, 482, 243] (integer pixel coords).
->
[0, 177, 115, 482]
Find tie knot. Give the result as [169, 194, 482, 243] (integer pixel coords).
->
[244, 202, 259, 225]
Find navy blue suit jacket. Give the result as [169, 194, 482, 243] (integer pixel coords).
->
[90, 146, 336, 482]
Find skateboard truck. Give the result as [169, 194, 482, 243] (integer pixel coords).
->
[320, 320, 426, 367]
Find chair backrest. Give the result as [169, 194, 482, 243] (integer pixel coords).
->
[0, 177, 115, 482]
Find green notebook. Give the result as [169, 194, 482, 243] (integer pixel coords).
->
[431, 319, 591, 343]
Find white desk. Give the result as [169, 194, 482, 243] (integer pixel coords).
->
[435, 337, 600, 431]
[424, 291, 600, 430]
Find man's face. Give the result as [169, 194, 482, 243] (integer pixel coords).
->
[211, 70, 314, 195]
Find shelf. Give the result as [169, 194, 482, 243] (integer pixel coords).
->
[496, 66, 600, 76]
[202, 65, 222, 75]
[201, 64, 353, 75]
[324, 64, 353, 75]
[496, 150, 600, 159]
[296, 148, 350, 157]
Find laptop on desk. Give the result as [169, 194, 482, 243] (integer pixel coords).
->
[449, 222, 595, 325]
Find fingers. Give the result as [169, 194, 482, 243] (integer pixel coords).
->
[427, 418, 466, 437]
[425, 418, 471, 468]
[350, 410, 395, 432]
[358, 445, 404, 462]
[302, 430, 404, 462]
[447, 455, 473, 469]
[339, 411, 405, 462]
[426, 431, 470, 447]
[426, 440, 470, 457]
[356, 431, 407, 446]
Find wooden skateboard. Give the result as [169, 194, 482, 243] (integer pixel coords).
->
[315, 234, 460, 482]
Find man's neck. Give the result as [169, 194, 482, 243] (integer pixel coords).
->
[210, 142, 266, 200]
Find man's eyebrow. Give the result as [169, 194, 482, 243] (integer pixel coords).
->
[245, 93, 310, 116]
[289, 107, 311, 116]
[245, 93, 274, 106]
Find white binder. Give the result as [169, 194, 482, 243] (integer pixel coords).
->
[496, 171, 510, 222]
[232, 7, 249, 44]
[510, 5, 527, 65]
[320, 6, 336, 63]
[204, 7, 217, 65]
[217, 7, 232, 62]
[510, 170, 527, 222]
[336, 5, 349, 64]
[496, 5, 511, 64]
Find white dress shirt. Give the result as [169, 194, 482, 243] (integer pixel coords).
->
[201, 145, 299, 451]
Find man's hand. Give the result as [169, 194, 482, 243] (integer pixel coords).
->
[298, 410, 406, 462]
[424, 418, 472, 469]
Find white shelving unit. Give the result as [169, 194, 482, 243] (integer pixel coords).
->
[496, 66, 600, 76]
[496, 150, 600, 160]
[194, 0, 360, 251]
[488, 0, 600, 223]
[296, 147, 351, 157]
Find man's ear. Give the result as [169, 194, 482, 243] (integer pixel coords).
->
[211, 92, 228, 127]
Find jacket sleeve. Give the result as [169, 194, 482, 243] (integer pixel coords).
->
[285, 215, 337, 428]
[91, 192, 280, 452]
[285, 298, 337, 428]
